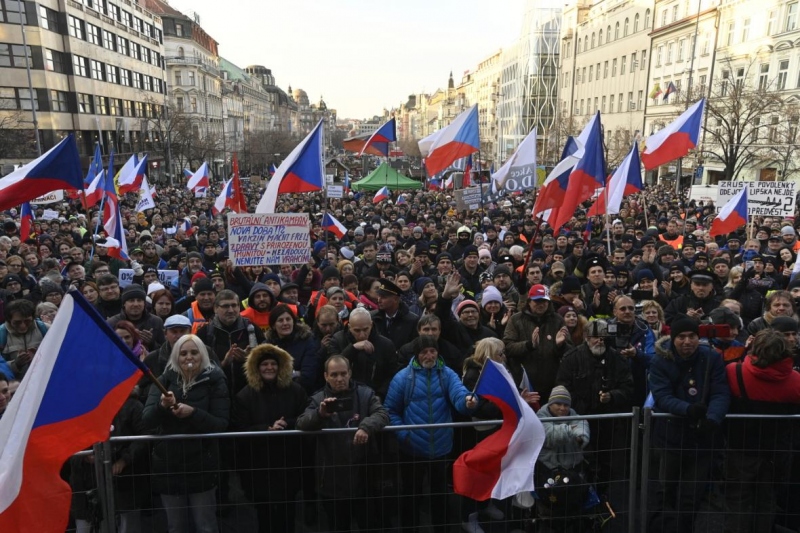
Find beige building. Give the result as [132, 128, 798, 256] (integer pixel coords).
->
[561, 0, 654, 167]
[471, 50, 502, 159]
[0, 0, 166, 168]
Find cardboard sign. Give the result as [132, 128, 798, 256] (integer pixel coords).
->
[31, 190, 64, 205]
[718, 181, 796, 217]
[326, 185, 344, 198]
[227, 213, 310, 266]
[41, 209, 59, 220]
[118, 268, 179, 288]
[455, 186, 484, 210]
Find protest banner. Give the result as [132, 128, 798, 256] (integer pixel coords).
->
[326, 185, 344, 198]
[717, 181, 796, 217]
[455, 186, 484, 210]
[227, 213, 310, 266]
[41, 209, 59, 220]
[118, 269, 178, 288]
[31, 191, 64, 205]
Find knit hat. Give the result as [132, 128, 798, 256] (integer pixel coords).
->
[561, 276, 582, 295]
[481, 286, 503, 308]
[456, 299, 480, 315]
[413, 276, 433, 296]
[549, 385, 572, 406]
[771, 316, 799, 333]
[557, 305, 576, 317]
[637, 269, 655, 282]
[321, 266, 341, 283]
[670, 316, 700, 340]
[462, 245, 479, 259]
[191, 272, 207, 284]
[478, 248, 492, 259]
[264, 273, 281, 285]
[187, 251, 203, 262]
[313, 241, 327, 255]
[121, 284, 146, 304]
[193, 277, 215, 295]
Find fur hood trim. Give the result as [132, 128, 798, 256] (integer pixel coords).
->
[244, 344, 294, 390]
[655, 335, 674, 359]
[264, 321, 313, 344]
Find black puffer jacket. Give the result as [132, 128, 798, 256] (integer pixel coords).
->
[556, 343, 634, 415]
[327, 327, 399, 398]
[142, 365, 229, 495]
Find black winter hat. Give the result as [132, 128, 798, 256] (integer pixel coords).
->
[121, 284, 146, 304]
[670, 316, 699, 340]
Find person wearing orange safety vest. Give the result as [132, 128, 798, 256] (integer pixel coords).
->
[659, 220, 684, 249]
[183, 277, 216, 334]
[241, 283, 274, 334]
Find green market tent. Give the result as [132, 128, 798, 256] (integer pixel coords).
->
[351, 162, 423, 191]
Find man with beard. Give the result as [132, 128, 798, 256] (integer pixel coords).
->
[504, 284, 571, 403]
[490, 265, 521, 309]
[176, 277, 217, 334]
[608, 295, 656, 407]
[241, 283, 274, 334]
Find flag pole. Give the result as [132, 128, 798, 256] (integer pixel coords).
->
[478, 150, 485, 214]
[642, 195, 650, 228]
[521, 187, 542, 275]
[605, 183, 612, 256]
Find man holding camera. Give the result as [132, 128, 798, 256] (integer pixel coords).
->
[648, 317, 730, 533]
[608, 295, 656, 407]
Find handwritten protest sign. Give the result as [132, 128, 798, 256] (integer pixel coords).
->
[718, 181, 796, 217]
[31, 191, 64, 205]
[227, 213, 310, 266]
[118, 269, 178, 288]
[455, 187, 484, 210]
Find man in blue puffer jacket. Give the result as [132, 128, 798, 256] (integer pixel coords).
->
[384, 335, 478, 531]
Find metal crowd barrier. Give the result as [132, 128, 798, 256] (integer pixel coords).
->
[64, 409, 800, 533]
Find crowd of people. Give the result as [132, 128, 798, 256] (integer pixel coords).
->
[0, 179, 800, 532]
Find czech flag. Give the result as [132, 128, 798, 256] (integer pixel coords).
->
[428, 177, 442, 191]
[642, 98, 705, 171]
[534, 134, 582, 216]
[83, 171, 106, 208]
[84, 144, 103, 187]
[116, 154, 148, 194]
[19, 202, 34, 240]
[103, 201, 128, 261]
[0, 290, 145, 532]
[396, 194, 407, 205]
[179, 217, 195, 237]
[463, 155, 473, 187]
[256, 120, 325, 213]
[452, 360, 544, 501]
[710, 186, 748, 237]
[212, 179, 233, 215]
[268, 163, 277, 177]
[588, 141, 642, 217]
[187, 162, 210, 191]
[420, 105, 480, 176]
[345, 117, 396, 157]
[322, 213, 347, 239]
[373, 186, 390, 204]
[0, 135, 83, 212]
[182, 168, 193, 179]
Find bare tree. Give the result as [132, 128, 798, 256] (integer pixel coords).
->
[696, 58, 786, 181]
[757, 100, 800, 181]
[0, 103, 36, 160]
[398, 137, 422, 158]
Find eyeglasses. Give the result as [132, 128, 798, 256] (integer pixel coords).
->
[617, 306, 635, 311]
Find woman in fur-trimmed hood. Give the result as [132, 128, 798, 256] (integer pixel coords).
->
[232, 344, 308, 533]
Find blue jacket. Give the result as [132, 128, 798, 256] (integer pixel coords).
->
[649, 337, 730, 449]
[384, 357, 472, 459]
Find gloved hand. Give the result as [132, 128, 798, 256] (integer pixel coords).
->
[131, 260, 144, 277]
[686, 403, 707, 422]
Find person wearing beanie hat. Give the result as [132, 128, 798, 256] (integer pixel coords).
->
[109, 284, 165, 350]
[548, 385, 572, 406]
[413, 276, 434, 296]
[458, 244, 485, 299]
[320, 266, 341, 289]
[480, 285, 503, 308]
[536, 386, 588, 473]
[706, 307, 747, 363]
[649, 314, 728, 529]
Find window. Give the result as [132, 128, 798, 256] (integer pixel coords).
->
[142, 47, 151, 64]
[177, 46, 184, 58]
[134, 101, 143, 117]
[17, 88, 37, 110]
[91, 59, 103, 80]
[152, 51, 160, 67]
[637, 90, 643, 109]
[130, 42, 140, 60]
[610, 94, 615, 113]
[606, 25, 611, 43]
[86, 23, 100, 45]
[175, 71, 182, 85]
[672, 5, 678, 22]
[574, 100, 578, 114]
[589, 65, 593, 81]
[122, 10, 132, 28]
[721, 70, 730, 96]
[618, 93, 623, 112]
[123, 99, 132, 116]
[778, 59, 789, 89]
[96, 95, 108, 115]
[0, 0, 28, 24]
[68, 15, 85, 39]
[144, 102, 152, 118]
[582, 67, 586, 83]
[72, 55, 88, 77]
[787, 2, 798, 32]
[725, 20, 735, 46]
[615, 22, 620, 39]
[103, 30, 115, 51]
[631, 52, 638, 70]
[106, 64, 117, 84]
[109, 3, 119, 21]
[0, 88, 14, 109]
[634, 13, 640, 32]
[117, 36, 128, 56]
[736, 67, 745, 90]
[599, 29, 603, 43]
[621, 56, 627, 74]
[583, 36, 587, 52]
[0, 44, 30, 68]
[645, 9, 651, 28]
[760, 63, 770, 89]
[770, 116, 779, 141]
[594, 97, 598, 112]
[110, 97, 120, 116]
[641, 50, 647, 69]
[190, 97, 197, 112]
[624, 18, 629, 36]
[120, 68, 129, 86]
[133, 16, 142, 34]
[143, 75, 152, 92]
[175, 23, 183, 37]
[78, 93, 93, 113]
[699, 74, 707, 91]
[143, 23, 152, 38]
[50, 90, 67, 112]
[612, 58, 618, 76]
[604, 61, 609, 78]
[155, 78, 163, 93]
[767, 10, 778, 35]
[656, 45, 663, 67]
[742, 18, 750, 42]
[176, 96, 184, 112]
[132, 72, 141, 89]
[591, 32, 595, 48]
[678, 39, 685, 61]
[628, 92, 633, 110]
[661, 9, 668, 27]
[39, 6, 58, 31]
[188, 71, 195, 86]
[666, 42, 674, 63]
[702, 33, 711, 54]
[45, 49, 64, 72]
[602, 96, 607, 113]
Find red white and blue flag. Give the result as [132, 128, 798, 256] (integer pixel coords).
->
[212, 179, 233, 215]
[0, 135, 83, 211]
[19, 202, 34, 240]
[453, 360, 544, 501]
[83, 171, 106, 208]
[396, 194, 407, 205]
[710, 186, 748, 237]
[357, 117, 397, 157]
[420, 105, 480, 176]
[0, 291, 145, 532]
[373, 186, 390, 204]
[642, 98, 705, 170]
[533, 131, 584, 217]
[102, 203, 128, 261]
[187, 162, 210, 191]
[256, 120, 325, 213]
[322, 213, 347, 238]
[268, 163, 278, 176]
[116, 154, 148, 195]
[588, 141, 642, 216]
[463, 155, 473, 187]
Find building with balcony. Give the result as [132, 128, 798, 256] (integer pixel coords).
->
[0, 0, 167, 170]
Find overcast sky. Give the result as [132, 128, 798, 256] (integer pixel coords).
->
[171, 0, 526, 120]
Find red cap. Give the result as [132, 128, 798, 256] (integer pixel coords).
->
[191, 272, 208, 284]
[528, 284, 550, 301]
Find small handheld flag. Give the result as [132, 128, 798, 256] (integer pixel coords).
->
[642, 99, 705, 171]
[710, 186, 748, 237]
[373, 186, 390, 204]
[20, 202, 34, 240]
[322, 213, 347, 239]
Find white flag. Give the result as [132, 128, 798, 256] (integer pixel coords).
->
[136, 176, 155, 212]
